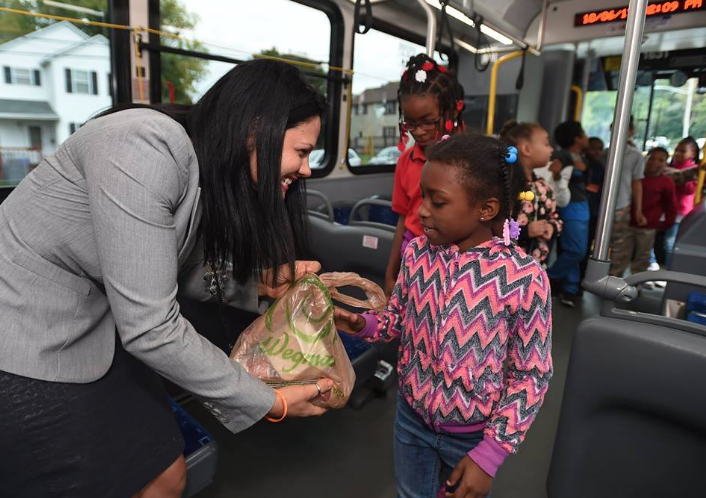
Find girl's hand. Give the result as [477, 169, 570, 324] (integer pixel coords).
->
[445, 456, 493, 498]
[266, 379, 334, 419]
[528, 220, 548, 238]
[334, 307, 366, 335]
[258, 261, 321, 298]
[384, 272, 397, 298]
[540, 223, 554, 241]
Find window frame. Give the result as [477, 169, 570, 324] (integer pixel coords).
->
[346, 19, 455, 175]
[146, 0, 344, 178]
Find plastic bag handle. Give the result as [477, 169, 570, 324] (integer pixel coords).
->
[318, 272, 387, 310]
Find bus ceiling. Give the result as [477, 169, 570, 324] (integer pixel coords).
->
[361, 0, 706, 56]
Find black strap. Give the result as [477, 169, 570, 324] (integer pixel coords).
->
[516, 48, 527, 90]
[472, 13, 490, 72]
[354, 0, 373, 35]
[437, 0, 456, 62]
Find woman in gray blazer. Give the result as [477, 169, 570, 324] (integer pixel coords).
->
[0, 59, 333, 498]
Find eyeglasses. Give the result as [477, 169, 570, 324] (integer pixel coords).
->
[400, 117, 441, 133]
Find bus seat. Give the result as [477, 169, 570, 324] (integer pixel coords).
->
[548, 274, 706, 498]
[349, 198, 398, 231]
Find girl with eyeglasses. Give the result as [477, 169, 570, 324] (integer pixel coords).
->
[384, 54, 466, 296]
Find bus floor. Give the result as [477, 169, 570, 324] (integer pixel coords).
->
[191, 293, 601, 498]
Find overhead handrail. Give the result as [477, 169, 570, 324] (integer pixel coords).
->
[583, 0, 649, 299]
[486, 51, 523, 136]
[416, 0, 437, 57]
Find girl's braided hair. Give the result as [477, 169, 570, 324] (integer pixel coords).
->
[398, 54, 465, 137]
[426, 134, 523, 222]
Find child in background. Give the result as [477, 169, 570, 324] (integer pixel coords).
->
[336, 134, 553, 498]
[547, 121, 590, 308]
[384, 54, 465, 296]
[609, 147, 677, 279]
[660, 137, 701, 267]
[606, 116, 646, 277]
[499, 120, 563, 267]
[581, 137, 605, 278]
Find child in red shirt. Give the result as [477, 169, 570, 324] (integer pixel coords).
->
[384, 54, 465, 296]
[625, 147, 677, 278]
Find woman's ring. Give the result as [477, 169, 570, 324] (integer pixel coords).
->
[315, 381, 322, 397]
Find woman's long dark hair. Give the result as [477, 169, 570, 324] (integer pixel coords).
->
[98, 59, 326, 287]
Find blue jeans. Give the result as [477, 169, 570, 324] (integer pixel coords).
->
[663, 221, 680, 268]
[548, 202, 590, 294]
[394, 397, 487, 498]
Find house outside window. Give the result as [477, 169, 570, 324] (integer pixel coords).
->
[384, 101, 396, 115]
[3, 67, 41, 86]
[65, 68, 98, 95]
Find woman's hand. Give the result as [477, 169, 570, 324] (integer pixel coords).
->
[266, 379, 334, 420]
[334, 307, 366, 335]
[258, 261, 321, 299]
[445, 456, 493, 498]
[528, 220, 548, 239]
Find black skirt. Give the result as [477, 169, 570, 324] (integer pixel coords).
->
[0, 338, 184, 498]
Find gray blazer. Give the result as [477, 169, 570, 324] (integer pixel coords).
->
[0, 109, 274, 433]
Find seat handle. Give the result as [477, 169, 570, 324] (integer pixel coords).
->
[624, 270, 706, 290]
[349, 199, 395, 231]
[307, 190, 334, 223]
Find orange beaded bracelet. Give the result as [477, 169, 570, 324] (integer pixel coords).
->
[265, 389, 287, 423]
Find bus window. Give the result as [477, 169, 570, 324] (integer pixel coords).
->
[583, 76, 705, 153]
[157, 0, 333, 169]
[0, 2, 112, 187]
[349, 28, 445, 170]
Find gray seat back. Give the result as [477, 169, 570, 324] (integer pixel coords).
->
[548, 273, 706, 498]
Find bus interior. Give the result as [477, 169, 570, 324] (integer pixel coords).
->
[1, 0, 705, 497]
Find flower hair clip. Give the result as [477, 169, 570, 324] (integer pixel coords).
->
[503, 219, 520, 246]
[415, 70, 427, 83]
[517, 190, 535, 201]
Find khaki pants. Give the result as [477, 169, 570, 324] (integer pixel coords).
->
[609, 207, 656, 277]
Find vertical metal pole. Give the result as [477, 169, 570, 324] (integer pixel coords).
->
[592, 0, 648, 262]
[643, 77, 655, 151]
[416, 0, 437, 57]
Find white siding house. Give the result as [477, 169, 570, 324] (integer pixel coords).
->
[0, 21, 111, 185]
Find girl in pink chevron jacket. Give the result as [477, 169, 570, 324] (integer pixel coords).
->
[336, 134, 553, 498]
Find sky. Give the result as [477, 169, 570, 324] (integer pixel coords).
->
[175, 0, 428, 98]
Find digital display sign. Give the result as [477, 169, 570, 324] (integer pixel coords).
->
[575, 0, 706, 27]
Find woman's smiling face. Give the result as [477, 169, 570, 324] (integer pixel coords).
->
[249, 115, 321, 197]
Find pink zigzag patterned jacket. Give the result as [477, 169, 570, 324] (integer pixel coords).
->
[358, 236, 553, 477]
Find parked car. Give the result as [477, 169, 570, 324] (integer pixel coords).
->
[347, 149, 362, 166]
[309, 149, 361, 168]
[645, 136, 670, 150]
[367, 146, 401, 165]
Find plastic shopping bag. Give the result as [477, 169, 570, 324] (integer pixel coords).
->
[230, 272, 386, 408]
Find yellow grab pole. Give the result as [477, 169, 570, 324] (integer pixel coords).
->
[571, 85, 583, 121]
[695, 161, 705, 206]
[487, 51, 523, 136]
